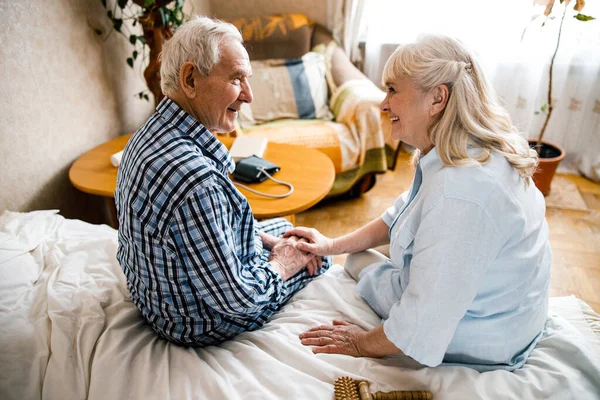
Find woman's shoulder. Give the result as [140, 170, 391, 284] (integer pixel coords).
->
[425, 151, 519, 207]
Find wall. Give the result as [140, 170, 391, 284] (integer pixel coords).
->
[0, 0, 209, 223]
[204, 0, 327, 27]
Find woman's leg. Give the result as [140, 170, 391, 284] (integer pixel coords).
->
[344, 249, 390, 282]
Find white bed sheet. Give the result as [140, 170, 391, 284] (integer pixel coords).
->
[0, 210, 599, 400]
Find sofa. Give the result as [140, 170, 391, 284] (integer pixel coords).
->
[224, 14, 401, 197]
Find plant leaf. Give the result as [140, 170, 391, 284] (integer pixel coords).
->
[143, 0, 154, 7]
[138, 35, 146, 44]
[158, 8, 168, 25]
[113, 18, 123, 32]
[574, 14, 595, 21]
[173, 9, 183, 25]
[541, 104, 548, 113]
[129, 34, 137, 44]
[127, 57, 134, 68]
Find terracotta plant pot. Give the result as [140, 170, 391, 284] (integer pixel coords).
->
[529, 140, 565, 196]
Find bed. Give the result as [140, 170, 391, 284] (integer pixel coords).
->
[1, 210, 599, 400]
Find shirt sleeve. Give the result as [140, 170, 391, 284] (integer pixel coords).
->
[383, 196, 503, 367]
[381, 190, 410, 226]
[166, 184, 288, 318]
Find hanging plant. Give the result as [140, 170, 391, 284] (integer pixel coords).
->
[98, 0, 187, 105]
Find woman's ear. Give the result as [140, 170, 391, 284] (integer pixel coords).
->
[179, 61, 197, 99]
[430, 84, 449, 116]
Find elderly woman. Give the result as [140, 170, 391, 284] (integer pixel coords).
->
[285, 34, 550, 371]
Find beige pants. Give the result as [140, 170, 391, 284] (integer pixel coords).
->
[344, 248, 390, 282]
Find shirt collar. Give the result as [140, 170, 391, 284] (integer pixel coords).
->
[418, 146, 442, 176]
[417, 144, 487, 176]
[156, 97, 236, 174]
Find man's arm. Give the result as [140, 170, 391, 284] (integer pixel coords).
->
[167, 186, 302, 317]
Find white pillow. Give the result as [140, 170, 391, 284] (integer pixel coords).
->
[239, 52, 333, 126]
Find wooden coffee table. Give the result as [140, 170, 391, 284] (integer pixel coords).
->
[69, 134, 335, 226]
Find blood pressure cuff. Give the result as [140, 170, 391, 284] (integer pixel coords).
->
[233, 155, 280, 183]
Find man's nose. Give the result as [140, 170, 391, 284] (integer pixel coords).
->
[240, 81, 253, 103]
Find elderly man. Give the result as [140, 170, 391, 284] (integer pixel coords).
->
[115, 16, 331, 346]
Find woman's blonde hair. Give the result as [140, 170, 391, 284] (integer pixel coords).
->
[382, 34, 538, 180]
[160, 16, 243, 95]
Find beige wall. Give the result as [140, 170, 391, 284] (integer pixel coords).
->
[187, 0, 211, 16]
[0, 0, 209, 223]
[203, 0, 327, 27]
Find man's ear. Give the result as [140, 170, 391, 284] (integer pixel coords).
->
[430, 84, 449, 116]
[179, 61, 198, 99]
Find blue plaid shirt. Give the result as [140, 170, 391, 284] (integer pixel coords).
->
[115, 98, 330, 346]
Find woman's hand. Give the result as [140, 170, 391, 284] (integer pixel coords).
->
[261, 232, 322, 277]
[283, 227, 334, 256]
[300, 322, 402, 358]
[299, 320, 367, 357]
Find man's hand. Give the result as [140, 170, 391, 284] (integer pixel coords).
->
[282, 227, 334, 256]
[258, 231, 279, 250]
[269, 236, 321, 280]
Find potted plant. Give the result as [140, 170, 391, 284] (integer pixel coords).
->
[99, 0, 187, 106]
[530, 0, 594, 195]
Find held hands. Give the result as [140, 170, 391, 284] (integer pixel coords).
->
[268, 235, 322, 281]
[299, 320, 367, 357]
[282, 227, 334, 256]
[258, 231, 278, 250]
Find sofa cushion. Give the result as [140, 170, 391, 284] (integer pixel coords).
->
[227, 14, 313, 60]
[239, 52, 333, 126]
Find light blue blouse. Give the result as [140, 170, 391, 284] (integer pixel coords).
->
[357, 147, 551, 371]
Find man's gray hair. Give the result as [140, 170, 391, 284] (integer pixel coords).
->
[159, 16, 243, 95]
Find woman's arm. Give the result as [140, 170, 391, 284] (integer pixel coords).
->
[284, 217, 390, 256]
[331, 217, 390, 254]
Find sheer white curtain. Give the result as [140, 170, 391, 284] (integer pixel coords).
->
[363, 0, 600, 181]
[327, 0, 366, 62]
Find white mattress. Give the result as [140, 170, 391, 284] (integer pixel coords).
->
[0, 210, 599, 400]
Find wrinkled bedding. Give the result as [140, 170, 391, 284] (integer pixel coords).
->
[0, 210, 599, 400]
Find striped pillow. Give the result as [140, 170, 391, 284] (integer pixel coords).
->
[239, 52, 333, 126]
